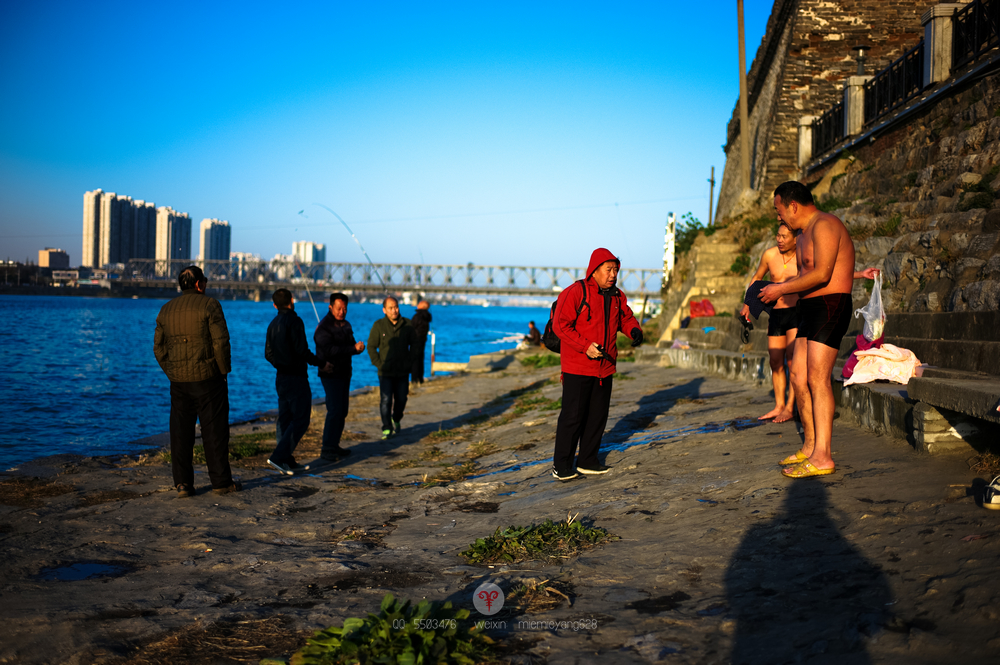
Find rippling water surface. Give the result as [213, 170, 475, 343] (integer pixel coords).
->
[0, 295, 548, 468]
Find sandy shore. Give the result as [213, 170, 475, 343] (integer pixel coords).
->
[1, 355, 999, 664]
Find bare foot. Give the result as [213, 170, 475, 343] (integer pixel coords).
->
[773, 408, 795, 423]
[758, 405, 785, 420]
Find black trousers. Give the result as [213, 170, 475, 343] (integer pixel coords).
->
[320, 374, 351, 458]
[553, 373, 614, 473]
[273, 374, 312, 464]
[411, 340, 427, 383]
[379, 375, 409, 430]
[169, 375, 233, 489]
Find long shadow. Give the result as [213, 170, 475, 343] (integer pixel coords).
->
[601, 377, 706, 445]
[724, 479, 891, 664]
[311, 378, 554, 473]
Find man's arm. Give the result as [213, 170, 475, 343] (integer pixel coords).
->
[760, 219, 840, 302]
[740, 250, 773, 317]
[208, 301, 231, 375]
[367, 322, 382, 368]
[618, 294, 643, 346]
[153, 315, 168, 366]
[552, 283, 590, 353]
[292, 316, 322, 367]
[854, 267, 879, 280]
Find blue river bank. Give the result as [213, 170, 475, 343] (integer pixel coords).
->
[0, 295, 548, 469]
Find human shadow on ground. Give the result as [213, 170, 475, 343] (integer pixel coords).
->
[305, 377, 555, 476]
[724, 479, 891, 664]
[600, 377, 706, 446]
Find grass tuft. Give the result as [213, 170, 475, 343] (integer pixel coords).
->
[460, 514, 618, 565]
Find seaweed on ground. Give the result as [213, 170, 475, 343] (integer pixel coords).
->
[460, 514, 618, 565]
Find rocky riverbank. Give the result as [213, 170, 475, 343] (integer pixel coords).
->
[1, 354, 999, 664]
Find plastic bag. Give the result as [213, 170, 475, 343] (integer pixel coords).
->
[854, 272, 884, 342]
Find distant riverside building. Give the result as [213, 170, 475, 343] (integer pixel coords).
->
[155, 206, 192, 275]
[82, 189, 158, 268]
[38, 248, 70, 269]
[292, 241, 326, 280]
[271, 253, 295, 281]
[199, 219, 231, 262]
[230, 251, 263, 281]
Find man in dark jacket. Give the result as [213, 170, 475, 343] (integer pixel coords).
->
[265, 288, 330, 474]
[410, 300, 432, 385]
[312, 292, 365, 468]
[154, 265, 240, 497]
[367, 296, 416, 439]
[551, 248, 643, 481]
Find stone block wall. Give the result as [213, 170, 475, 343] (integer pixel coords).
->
[718, 0, 935, 220]
[816, 70, 1000, 313]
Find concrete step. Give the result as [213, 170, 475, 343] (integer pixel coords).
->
[885, 337, 1000, 377]
[906, 376, 1000, 424]
[695, 243, 740, 255]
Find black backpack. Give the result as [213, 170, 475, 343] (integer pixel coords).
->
[542, 280, 589, 353]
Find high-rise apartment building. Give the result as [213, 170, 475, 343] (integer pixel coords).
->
[155, 206, 192, 275]
[38, 248, 70, 269]
[82, 189, 159, 268]
[132, 200, 157, 262]
[199, 219, 231, 262]
[292, 241, 326, 264]
[292, 241, 326, 280]
[82, 189, 102, 268]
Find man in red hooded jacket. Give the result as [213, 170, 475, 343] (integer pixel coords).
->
[551, 248, 643, 480]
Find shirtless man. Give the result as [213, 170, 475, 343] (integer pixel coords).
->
[759, 182, 878, 478]
[740, 221, 798, 423]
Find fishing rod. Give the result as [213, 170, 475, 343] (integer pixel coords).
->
[291, 255, 321, 323]
[300, 204, 389, 293]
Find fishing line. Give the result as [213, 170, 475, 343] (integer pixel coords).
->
[302, 204, 389, 293]
[291, 255, 321, 323]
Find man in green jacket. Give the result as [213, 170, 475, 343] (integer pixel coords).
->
[367, 296, 417, 439]
[153, 266, 240, 497]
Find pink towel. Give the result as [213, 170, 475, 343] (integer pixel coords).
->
[842, 333, 883, 380]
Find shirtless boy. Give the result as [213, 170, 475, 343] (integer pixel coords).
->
[759, 182, 878, 478]
[740, 221, 798, 423]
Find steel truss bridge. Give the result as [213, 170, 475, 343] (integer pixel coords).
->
[116, 259, 662, 299]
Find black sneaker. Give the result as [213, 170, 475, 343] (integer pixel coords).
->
[267, 459, 295, 475]
[176, 483, 195, 498]
[212, 481, 242, 495]
[577, 464, 611, 475]
[551, 467, 579, 482]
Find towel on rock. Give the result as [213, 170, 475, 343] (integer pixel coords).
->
[843, 343, 920, 386]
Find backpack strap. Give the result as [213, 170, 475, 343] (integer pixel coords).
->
[576, 279, 591, 321]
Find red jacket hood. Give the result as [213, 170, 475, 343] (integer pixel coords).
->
[587, 248, 620, 279]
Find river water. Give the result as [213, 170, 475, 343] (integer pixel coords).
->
[0, 295, 548, 469]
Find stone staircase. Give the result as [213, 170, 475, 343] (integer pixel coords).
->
[657, 237, 746, 345]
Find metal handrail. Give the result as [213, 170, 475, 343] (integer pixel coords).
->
[812, 100, 845, 157]
[953, 0, 1000, 70]
[864, 39, 925, 126]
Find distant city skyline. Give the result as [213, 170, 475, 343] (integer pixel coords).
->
[1, 2, 773, 269]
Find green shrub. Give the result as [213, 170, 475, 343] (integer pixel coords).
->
[905, 172, 918, 187]
[460, 517, 618, 565]
[873, 213, 902, 237]
[675, 212, 705, 255]
[286, 593, 493, 665]
[730, 253, 752, 275]
[817, 196, 850, 212]
[958, 191, 994, 211]
[519, 354, 560, 368]
[540, 398, 561, 411]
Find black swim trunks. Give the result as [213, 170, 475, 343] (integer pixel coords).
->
[767, 307, 798, 337]
[795, 293, 853, 350]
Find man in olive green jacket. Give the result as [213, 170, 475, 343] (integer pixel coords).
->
[154, 266, 239, 497]
[367, 296, 417, 439]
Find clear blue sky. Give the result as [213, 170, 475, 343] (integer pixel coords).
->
[0, 1, 772, 270]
